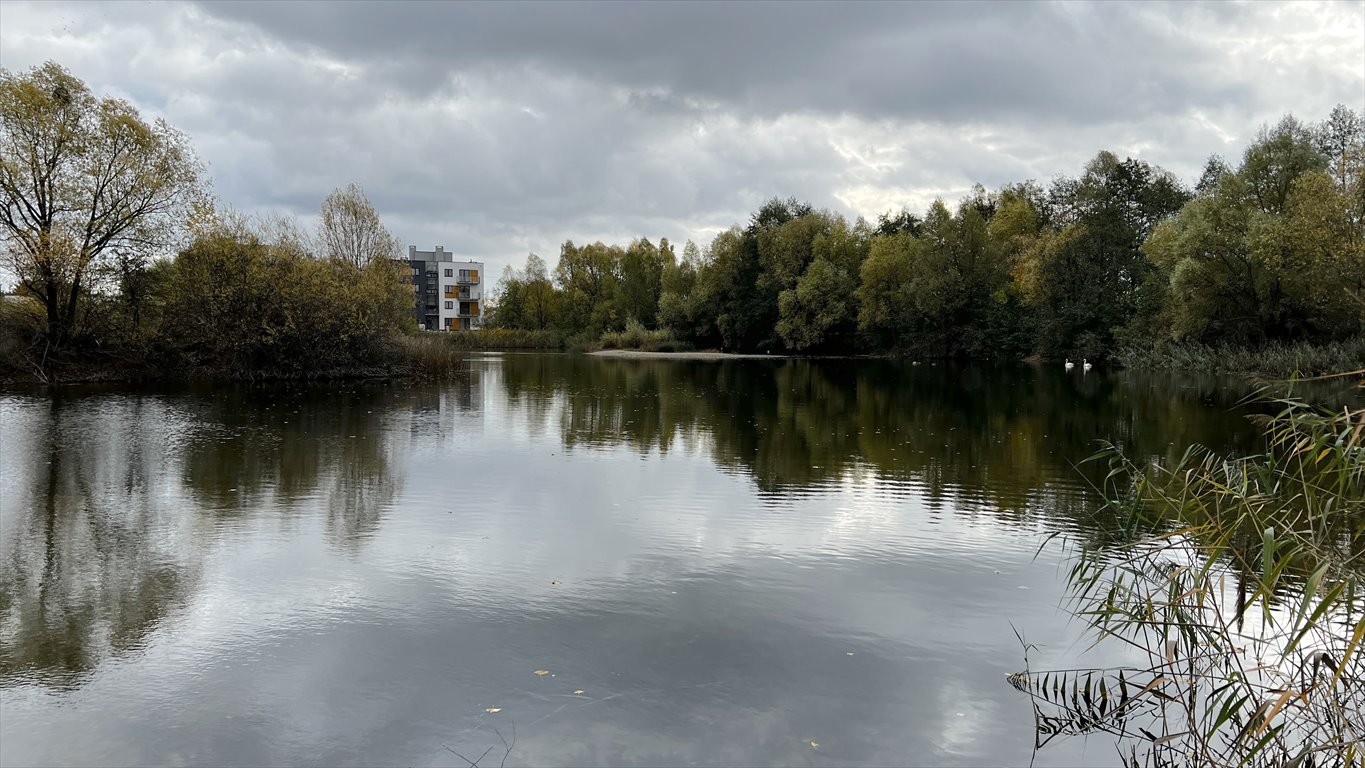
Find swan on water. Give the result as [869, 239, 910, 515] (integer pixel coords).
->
[1065, 359, 1075, 370]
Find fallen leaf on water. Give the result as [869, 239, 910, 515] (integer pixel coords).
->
[484, 707, 502, 714]
[533, 669, 550, 676]
[573, 689, 585, 695]
[809, 740, 819, 749]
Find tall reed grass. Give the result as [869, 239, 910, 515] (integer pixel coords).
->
[1013, 397, 1365, 766]
[1117, 338, 1365, 378]
[596, 319, 694, 353]
[434, 328, 565, 350]
[398, 329, 564, 375]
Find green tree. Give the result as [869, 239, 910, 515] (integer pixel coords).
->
[490, 253, 559, 331]
[618, 237, 669, 327]
[875, 208, 922, 236]
[986, 185, 1044, 354]
[777, 256, 855, 351]
[0, 61, 203, 347]
[693, 226, 753, 350]
[1029, 152, 1189, 358]
[710, 198, 814, 351]
[910, 200, 1005, 356]
[659, 240, 697, 325]
[775, 215, 868, 351]
[1142, 191, 1256, 342]
[857, 232, 921, 351]
[555, 240, 623, 336]
[1143, 112, 1360, 344]
[856, 196, 1023, 358]
[1195, 154, 1232, 195]
[520, 253, 559, 331]
[757, 210, 832, 300]
[487, 265, 526, 329]
[1240, 115, 1326, 215]
[1278, 171, 1365, 333]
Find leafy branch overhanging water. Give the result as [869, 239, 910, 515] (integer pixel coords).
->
[1012, 396, 1365, 767]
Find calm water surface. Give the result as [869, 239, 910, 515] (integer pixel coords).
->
[0, 356, 1273, 766]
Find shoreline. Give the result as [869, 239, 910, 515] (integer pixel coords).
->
[5, 341, 1360, 386]
[589, 349, 778, 361]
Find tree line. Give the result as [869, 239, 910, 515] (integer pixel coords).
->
[2, 61, 1360, 378]
[489, 105, 1364, 361]
[0, 62, 413, 378]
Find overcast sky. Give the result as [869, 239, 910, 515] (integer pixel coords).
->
[1, 0, 1361, 279]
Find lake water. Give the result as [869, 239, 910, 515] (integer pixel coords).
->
[0, 355, 1275, 766]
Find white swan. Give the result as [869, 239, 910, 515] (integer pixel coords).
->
[1083, 359, 1092, 372]
[1064, 359, 1075, 370]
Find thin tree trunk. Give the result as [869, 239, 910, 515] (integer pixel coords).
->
[60, 275, 83, 346]
[45, 283, 64, 347]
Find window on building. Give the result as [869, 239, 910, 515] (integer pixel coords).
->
[444, 268, 453, 277]
[444, 301, 453, 310]
[444, 317, 452, 328]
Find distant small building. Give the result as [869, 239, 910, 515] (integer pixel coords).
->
[397, 245, 484, 330]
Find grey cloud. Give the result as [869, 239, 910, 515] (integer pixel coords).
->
[0, 0, 1359, 283]
[191, 0, 1271, 125]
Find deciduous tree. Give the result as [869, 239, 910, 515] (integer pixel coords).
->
[317, 182, 399, 266]
[0, 62, 203, 346]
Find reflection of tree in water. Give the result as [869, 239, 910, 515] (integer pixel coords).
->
[176, 383, 408, 547]
[320, 367, 483, 549]
[0, 395, 201, 689]
[0, 381, 416, 686]
[501, 356, 567, 443]
[497, 356, 1263, 542]
[320, 390, 403, 551]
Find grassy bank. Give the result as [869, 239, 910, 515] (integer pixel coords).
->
[1116, 338, 1365, 378]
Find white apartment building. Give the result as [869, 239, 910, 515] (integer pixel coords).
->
[399, 246, 484, 330]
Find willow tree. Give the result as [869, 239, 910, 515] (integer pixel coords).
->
[0, 61, 203, 346]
